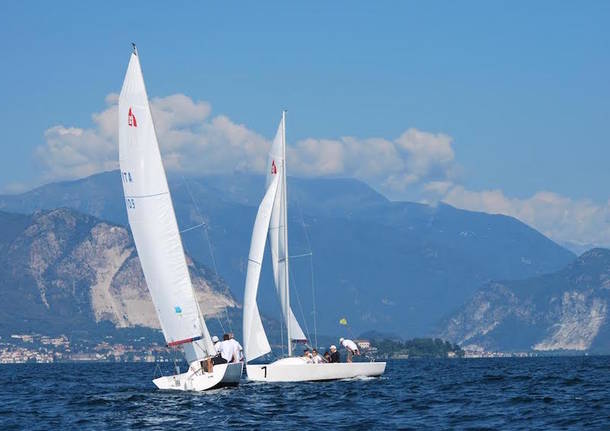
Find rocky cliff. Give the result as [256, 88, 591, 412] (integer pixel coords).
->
[0, 170, 575, 337]
[0, 208, 236, 336]
[439, 249, 610, 352]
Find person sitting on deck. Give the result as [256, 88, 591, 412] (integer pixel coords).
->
[329, 345, 340, 363]
[212, 335, 222, 355]
[210, 335, 227, 365]
[228, 333, 244, 362]
[219, 333, 239, 363]
[339, 338, 360, 363]
[311, 349, 325, 364]
[323, 351, 331, 363]
[212, 335, 227, 365]
[302, 348, 313, 363]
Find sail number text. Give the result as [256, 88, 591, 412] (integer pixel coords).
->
[126, 198, 136, 209]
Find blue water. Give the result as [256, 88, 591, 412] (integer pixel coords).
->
[1, 357, 609, 429]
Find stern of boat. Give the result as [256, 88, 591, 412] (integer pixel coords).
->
[153, 361, 243, 391]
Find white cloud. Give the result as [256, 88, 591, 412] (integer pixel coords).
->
[33, 92, 610, 248]
[443, 186, 610, 248]
[35, 93, 458, 197]
[37, 125, 118, 180]
[287, 129, 458, 199]
[35, 93, 269, 181]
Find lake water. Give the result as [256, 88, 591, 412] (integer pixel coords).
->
[1, 357, 609, 429]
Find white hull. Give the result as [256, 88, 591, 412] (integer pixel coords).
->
[246, 357, 386, 382]
[153, 362, 243, 391]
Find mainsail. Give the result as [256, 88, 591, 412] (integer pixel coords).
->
[118, 47, 214, 358]
[266, 113, 307, 345]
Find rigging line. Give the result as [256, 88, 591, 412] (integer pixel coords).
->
[290, 252, 312, 259]
[181, 176, 233, 334]
[280, 312, 285, 358]
[312, 264, 318, 348]
[289, 262, 312, 347]
[294, 197, 318, 349]
[193, 337, 211, 359]
[180, 223, 206, 234]
[267, 235, 287, 360]
[179, 209, 226, 336]
[182, 176, 218, 275]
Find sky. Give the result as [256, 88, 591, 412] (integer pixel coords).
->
[0, 1, 609, 248]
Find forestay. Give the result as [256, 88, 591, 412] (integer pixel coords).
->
[118, 50, 214, 355]
[266, 115, 307, 343]
[243, 175, 280, 361]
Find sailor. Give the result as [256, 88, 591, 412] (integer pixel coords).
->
[329, 345, 340, 363]
[228, 332, 244, 362]
[339, 337, 359, 363]
[302, 348, 313, 364]
[323, 351, 331, 363]
[311, 348, 324, 364]
[212, 335, 222, 355]
[219, 333, 237, 363]
[210, 335, 227, 365]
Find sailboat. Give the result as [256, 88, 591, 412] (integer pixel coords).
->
[243, 112, 386, 382]
[118, 45, 242, 391]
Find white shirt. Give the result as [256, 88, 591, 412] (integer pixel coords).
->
[219, 340, 235, 362]
[341, 339, 359, 352]
[228, 338, 243, 362]
[213, 341, 222, 355]
[311, 354, 324, 364]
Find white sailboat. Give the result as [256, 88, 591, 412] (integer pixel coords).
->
[243, 112, 386, 382]
[118, 45, 242, 391]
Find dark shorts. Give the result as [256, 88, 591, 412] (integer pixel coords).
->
[212, 355, 228, 365]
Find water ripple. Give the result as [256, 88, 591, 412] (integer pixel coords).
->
[1, 357, 609, 429]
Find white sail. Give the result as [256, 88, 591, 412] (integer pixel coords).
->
[243, 175, 280, 361]
[266, 114, 307, 343]
[118, 49, 214, 356]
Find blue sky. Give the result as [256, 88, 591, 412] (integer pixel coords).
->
[0, 1, 609, 246]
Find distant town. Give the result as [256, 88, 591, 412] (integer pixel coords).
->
[0, 333, 174, 364]
[0, 333, 543, 364]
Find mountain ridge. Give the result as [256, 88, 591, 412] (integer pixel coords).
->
[0, 171, 575, 337]
[439, 248, 610, 352]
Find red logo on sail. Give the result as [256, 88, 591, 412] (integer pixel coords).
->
[271, 160, 277, 175]
[128, 108, 137, 127]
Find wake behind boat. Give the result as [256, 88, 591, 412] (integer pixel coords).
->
[118, 45, 242, 391]
[243, 112, 386, 382]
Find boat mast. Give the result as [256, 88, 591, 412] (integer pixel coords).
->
[282, 110, 292, 357]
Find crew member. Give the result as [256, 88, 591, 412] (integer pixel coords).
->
[219, 333, 238, 363]
[228, 333, 244, 362]
[210, 335, 227, 365]
[311, 349, 324, 364]
[329, 345, 340, 363]
[339, 337, 359, 363]
[212, 335, 221, 355]
[302, 348, 313, 363]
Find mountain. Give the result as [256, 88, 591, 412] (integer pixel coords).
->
[0, 208, 236, 338]
[0, 171, 575, 337]
[439, 249, 610, 352]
